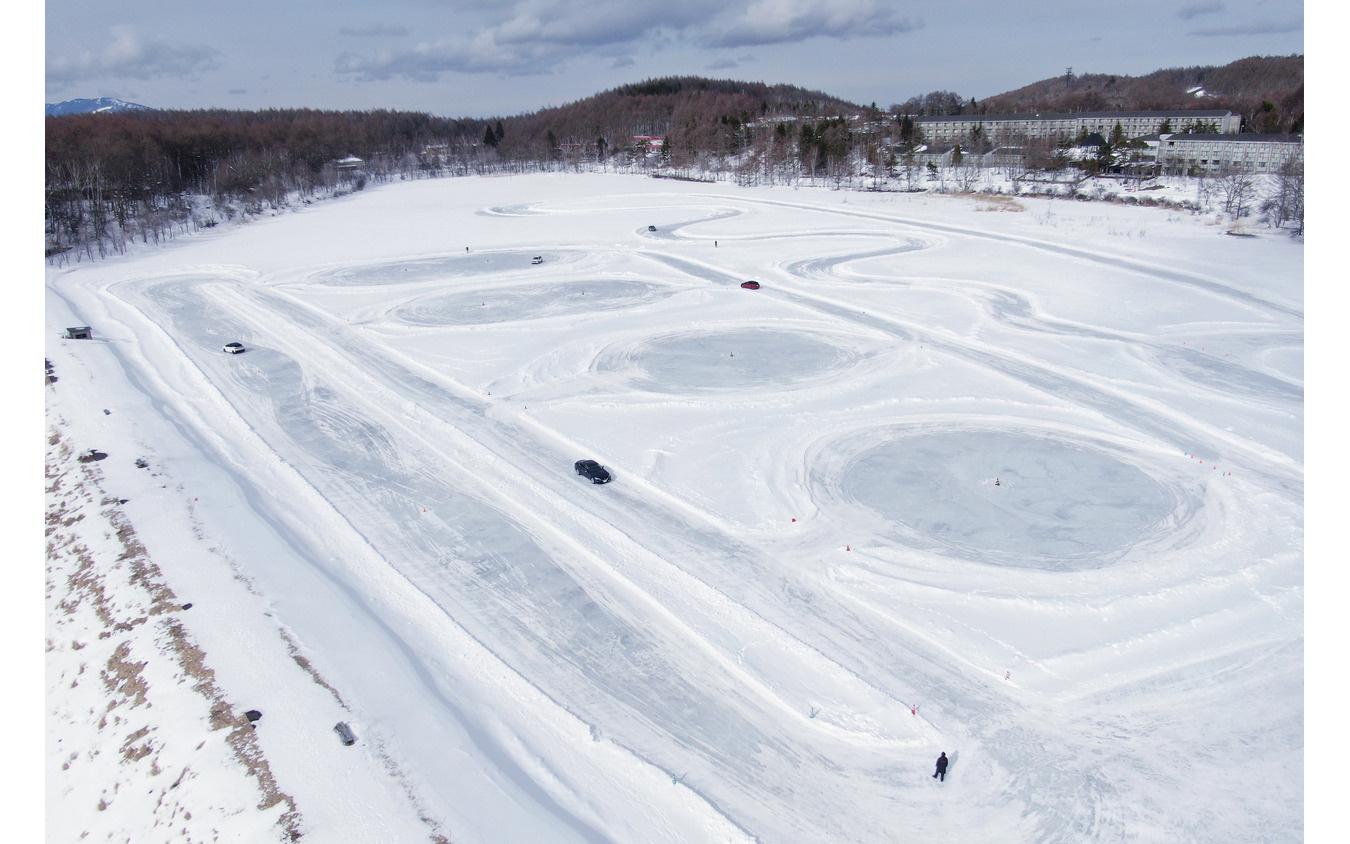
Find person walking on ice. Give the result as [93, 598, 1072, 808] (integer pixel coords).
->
[933, 752, 948, 781]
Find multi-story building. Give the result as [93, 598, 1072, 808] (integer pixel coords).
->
[1154, 133, 1303, 175]
[915, 110, 1241, 145]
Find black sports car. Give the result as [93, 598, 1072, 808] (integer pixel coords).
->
[574, 459, 612, 484]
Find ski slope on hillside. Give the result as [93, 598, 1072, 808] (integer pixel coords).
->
[46, 174, 1303, 843]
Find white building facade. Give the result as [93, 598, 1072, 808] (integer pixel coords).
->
[915, 110, 1241, 145]
[1154, 133, 1303, 175]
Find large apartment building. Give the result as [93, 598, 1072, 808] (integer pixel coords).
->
[915, 110, 1242, 145]
[1154, 133, 1303, 175]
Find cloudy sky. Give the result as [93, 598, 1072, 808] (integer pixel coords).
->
[45, 1, 1305, 117]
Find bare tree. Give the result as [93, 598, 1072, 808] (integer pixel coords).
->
[1215, 165, 1259, 219]
[952, 153, 985, 192]
[1196, 172, 1218, 212]
[899, 150, 919, 190]
[1261, 157, 1304, 235]
[921, 91, 966, 115]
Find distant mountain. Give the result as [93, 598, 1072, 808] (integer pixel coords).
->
[46, 98, 156, 117]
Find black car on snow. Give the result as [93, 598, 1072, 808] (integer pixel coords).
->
[574, 459, 612, 484]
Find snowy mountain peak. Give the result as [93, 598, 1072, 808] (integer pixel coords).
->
[46, 97, 156, 117]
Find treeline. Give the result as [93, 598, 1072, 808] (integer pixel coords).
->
[45, 79, 871, 262]
[45, 108, 501, 262]
[47, 61, 1306, 261]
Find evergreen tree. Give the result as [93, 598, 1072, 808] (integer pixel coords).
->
[968, 124, 987, 154]
[1253, 101, 1280, 134]
[900, 115, 914, 144]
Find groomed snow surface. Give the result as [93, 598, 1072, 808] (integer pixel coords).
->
[46, 174, 1303, 843]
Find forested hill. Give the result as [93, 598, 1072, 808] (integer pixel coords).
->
[494, 77, 863, 155]
[490, 57, 1302, 154]
[974, 55, 1303, 133]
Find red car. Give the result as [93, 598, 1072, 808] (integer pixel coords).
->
[741, 280, 760, 289]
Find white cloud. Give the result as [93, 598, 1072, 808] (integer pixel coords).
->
[336, 32, 564, 79]
[331, 0, 918, 80]
[1177, 2, 1225, 21]
[707, 0, 921, 48]
[46, 25, 221, 89]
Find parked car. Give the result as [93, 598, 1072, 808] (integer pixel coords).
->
[647, 225, 657, 232]
[531, 256, 543, 264]
[574, 459, 612, 484]
[741, 280, 761, 289]
[223, 342, 245, 354]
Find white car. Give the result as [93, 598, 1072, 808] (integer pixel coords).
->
[223, 342, 245, 354]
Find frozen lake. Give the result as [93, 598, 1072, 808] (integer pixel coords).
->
[46, 173, 1303, 843]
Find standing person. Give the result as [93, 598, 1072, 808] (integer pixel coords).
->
[933, 752, 948, 781]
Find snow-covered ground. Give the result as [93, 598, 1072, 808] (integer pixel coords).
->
[44, 173, 1303, 842]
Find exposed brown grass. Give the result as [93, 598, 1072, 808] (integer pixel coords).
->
[163, 622, 303, 837]
[101, 641, 150, 708]
[48, 414, 453, 842]
[280, 629, 347, 707]
[975, 195, 1026, 212]
[121, 726, 154, 762]
[58, 543, 112, 627]
[47, 423, 305, 842]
